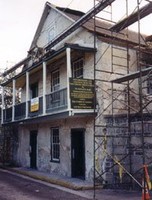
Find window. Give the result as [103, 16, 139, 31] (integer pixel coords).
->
[50, 128, 60, 162]
[51, 69, 60, 102]
[72, 57, 84, 78]
[30, 82, 38, 98]
[51, 69, 60, 91]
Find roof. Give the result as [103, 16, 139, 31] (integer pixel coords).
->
[2, 2, 148, 79]
[29, 2, 78, 51]
[65, 10, 146, 47]
[30, 1, 147, 53]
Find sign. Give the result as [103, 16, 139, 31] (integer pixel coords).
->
[30, 97, 39, 112]
[69, 78, 95, 109]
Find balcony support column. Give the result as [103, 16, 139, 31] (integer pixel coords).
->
[26, 71, 29, 118]
[43, 61, 46, 115]
[12, 79, 16, 121]
[1, 86, 4, 124]
[66, 47, 72, 111]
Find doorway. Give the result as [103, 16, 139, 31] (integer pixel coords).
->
[30, 130, 37, 169]
[71, 129, 85, 179]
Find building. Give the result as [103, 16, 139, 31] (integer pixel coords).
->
[1, 1, 152, 187]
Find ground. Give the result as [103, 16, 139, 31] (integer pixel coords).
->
[0, 169, 142, 200]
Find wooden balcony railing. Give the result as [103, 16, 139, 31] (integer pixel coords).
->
[3, 88, 68, 123]
[3, 107, 12, 123]
[46, 88, 67, 112]
[14, 102, 26, 120]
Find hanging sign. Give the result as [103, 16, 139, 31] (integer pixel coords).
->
[30, 97, 39, 112]
[69, 78, 95, 109]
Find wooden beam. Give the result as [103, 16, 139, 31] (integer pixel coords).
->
[110, 2, 152, 32]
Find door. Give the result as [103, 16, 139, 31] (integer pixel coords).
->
[71, 129, 85, 179]
[30, 130, 37, 169]
[30, 82, 38, 98]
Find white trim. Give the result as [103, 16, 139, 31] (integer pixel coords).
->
[66, 47, 72, 110]
[43, 62, 46, 115]
[1, 87, 4, 124]
[12, 79, 16, 121]
[26, 71, 29, 118]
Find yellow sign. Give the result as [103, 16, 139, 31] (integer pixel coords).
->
[30, 97, 39, 112]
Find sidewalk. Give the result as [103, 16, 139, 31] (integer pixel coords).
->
[2, 166, 141, 200]
[4, 167, 94, 190]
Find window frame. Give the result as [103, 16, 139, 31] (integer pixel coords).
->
[51, 69, 60, 103]
[51, 69, 60, 92]
[72, 57, 84, 78]
[50, 127, 60, 162]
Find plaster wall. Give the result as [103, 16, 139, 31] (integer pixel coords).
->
[17, 127, 30, 167]
[37, 9, 73, 48]
[17, 117, 94, 181]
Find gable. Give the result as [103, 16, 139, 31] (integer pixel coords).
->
[30, 3, 75, 51]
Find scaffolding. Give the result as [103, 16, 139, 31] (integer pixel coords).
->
[93, 0, 152, 198]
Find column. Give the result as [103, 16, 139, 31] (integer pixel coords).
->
[1, 86, 4, 124]
[43, 61, 46, 115]
[26, 71, 29, 118]
[66, 47, 72, 111]
[12, 79, 16, 121]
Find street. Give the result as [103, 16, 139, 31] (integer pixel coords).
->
[0, 169, 89, 200]
[0, 169, 142, 200]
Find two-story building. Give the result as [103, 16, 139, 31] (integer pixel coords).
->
[1, 1, 151, 185]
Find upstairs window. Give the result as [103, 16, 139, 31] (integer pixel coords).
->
[51, 69, 60, 92]
[50, 128, 60, 162]
[72, 57, 84, 78]
[51, 69, 60, 102]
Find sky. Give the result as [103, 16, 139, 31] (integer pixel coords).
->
[0, 0, 151, 71]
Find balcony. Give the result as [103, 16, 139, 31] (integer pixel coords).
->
[2, 77, 96, 124]
[1, 44, 97, 124]
[3, 88, 68, 123]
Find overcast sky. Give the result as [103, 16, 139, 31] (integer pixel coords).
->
[0, 0, 151, 70]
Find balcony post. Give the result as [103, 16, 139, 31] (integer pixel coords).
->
[26, 71, 29, 118]
[66, 47, 72, 110]
[43, 61, 46, 115]
[1, 86, 4, 124]
[12, 79, 16, 121]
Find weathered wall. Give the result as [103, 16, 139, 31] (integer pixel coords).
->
[17, 117, 94, 180]
[37, 8, 73, 48]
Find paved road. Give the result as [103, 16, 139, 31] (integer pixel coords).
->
[0, 169, 142, 200]
[0, 169, 89, 200]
